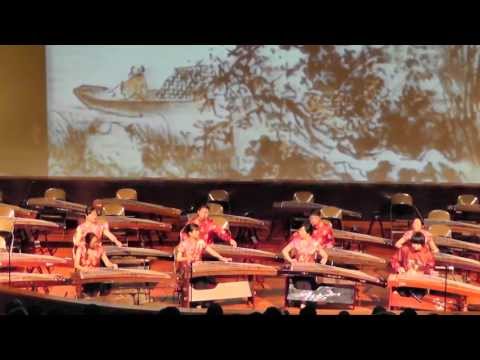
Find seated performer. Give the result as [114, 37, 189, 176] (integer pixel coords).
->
[73, 206, 123, 251]
[282, 223, 329, 291]
[395, 218, 439, 253]
[391, 231, 436, 275]
[74, 232, 118, 297]
[176, 224, 231, 307]
[180, 204, 237, 247]
[309, 209, 335, 248]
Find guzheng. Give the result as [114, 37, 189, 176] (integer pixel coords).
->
[0, 272, 67, 287]
[98, 216, 172, 232]
[425, 218, 480, 234]
[191, 261, 278, 278]
[0, 203, 37, 218]
[325, 247, 387, 268]
[0, 253, 71, 268]
[0, 216, 60, 230]
[387, 273, 480, 298]
[70, 268, 171, 285]
[93, 198, 182, 218]
[281, 263, 384, 286]
[272, 201, 362, 219]
[333, 229, 392, 246]
[448, 204, 480, 214]
[211, 214, 268, 230]
[27, 198, 87, 216]
[210, 244, 280, 261]
[103, 245, 173, 259]
[434, 252, 480, 273]
[434, 235, 480, 253]
[185, 213, 269, 230]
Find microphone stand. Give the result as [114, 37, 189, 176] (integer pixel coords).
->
[8, 232, 15, 288]
[444, 267, 448, 313]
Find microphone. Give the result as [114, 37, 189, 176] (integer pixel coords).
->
[435, 266, 454, 271]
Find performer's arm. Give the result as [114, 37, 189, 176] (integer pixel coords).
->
[391, 248, 406, 273]
[395, 232, 411, 249]
[175, 245, 188, 263]
[205, 245, 232, 262]
[74, 248, 88, 272]
[213, 225, 237, 247]
[281, 242, 296, 264]
[427, 234, 440, 254]
[317, 245, 328, 265]
[422, 251, 436, 274]
[324, 226, 335, 248]
[103, 227, 123, 247]
[101, 252, 118, 269]
[72, 228, 82, 247]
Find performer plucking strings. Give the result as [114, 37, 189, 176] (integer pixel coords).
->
[282, 223, 329, 293]
[309, 209, 335, 248]
[180, 204, 237, 247]
[394, 218, 439, 254]
[74, 232, 118, 298]
[73, 206, 123, 252]
[391, 231, 436, 275]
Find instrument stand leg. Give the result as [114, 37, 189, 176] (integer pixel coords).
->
[367, 214, 385, 237]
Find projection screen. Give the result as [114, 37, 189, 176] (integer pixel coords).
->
[46, 45, 480, 182]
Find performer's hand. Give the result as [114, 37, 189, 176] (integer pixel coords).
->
[112, 264, 118, 270]
[116, 242, 124, 248]
[398, 267, 406, 274]
[221, 257, 232, 263]
[320, 258, 328, 265]
[230, 240, 237, 248]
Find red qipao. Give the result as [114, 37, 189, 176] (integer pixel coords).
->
[76, 245, 105, 268]
[180, 217, 234, 245]
[288, 232, 324, 263]
[312, 222, 335, 248]
[391, 244, 435, 274]
[177, 239, 207, 265]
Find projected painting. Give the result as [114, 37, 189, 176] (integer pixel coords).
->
[47, 45, 480, 182]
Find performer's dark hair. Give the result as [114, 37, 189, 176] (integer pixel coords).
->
[85, 206, 99, 216]
[310, 209, 322, 217]
[302, 222, 314, 235]
[184, 223, 200, 235]
[196, 204, 210, 212]
[411, 232, 425, 245]
[85, 232, 97, 247]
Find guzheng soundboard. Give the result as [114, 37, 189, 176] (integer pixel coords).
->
[325, 247, 387, 268]
[210, 244, 280, 260]
[98, 216, 172, 232]
[70, 268, 171, 285]
[333, 229, 392, 246]
[0, 203, 38, 218]
[191, 261, 278, 278]
[0, 216, 60, 230]
[280, 262, 384, 286]
[27, 198, 87, 216]
[0, 272, 67, 287]
[433, 236, 480, 253]
[0, 253, 70, 268]
[103, 245, 173, 259]
[272, 201, 362, 218]
[93, 198, 181, 218]
[434, 252, 480, 273]
[387, 273, 480, 311]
